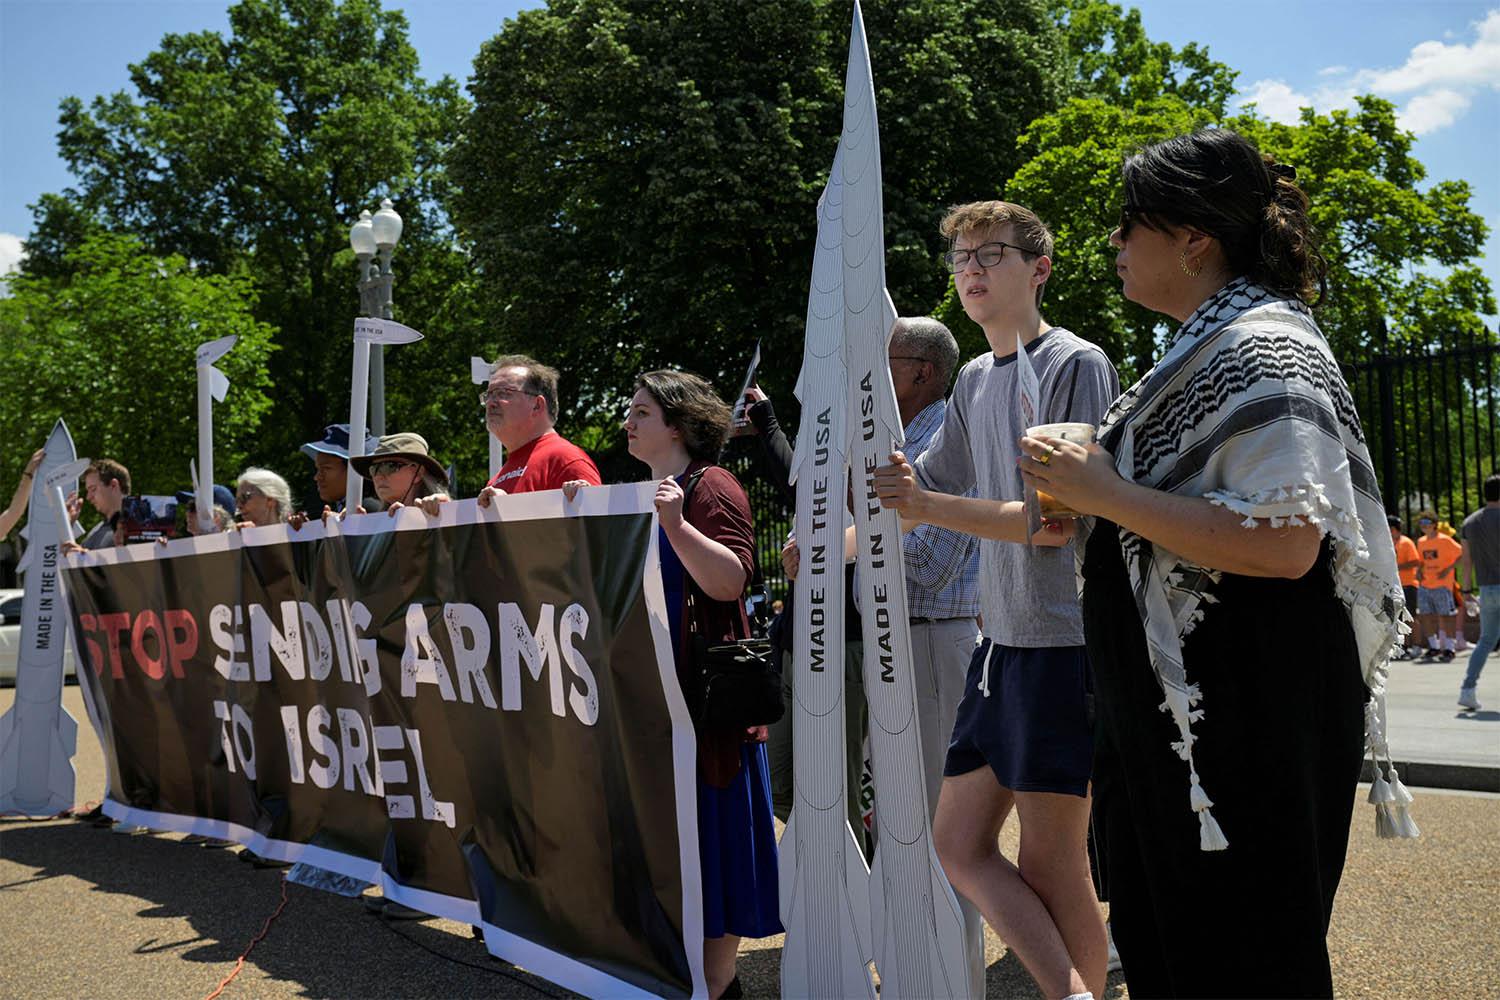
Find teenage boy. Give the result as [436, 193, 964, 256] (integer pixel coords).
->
[875, 201, 1118, 1000]
[1415, 510, 1462, 661]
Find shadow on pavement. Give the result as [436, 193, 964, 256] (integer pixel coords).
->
[0, 820, 569, 998]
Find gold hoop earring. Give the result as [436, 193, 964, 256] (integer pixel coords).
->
[1179, 250, 1203, 278]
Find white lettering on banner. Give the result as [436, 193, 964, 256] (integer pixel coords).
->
[210, 605, 250, 681]
[250, 601, 306, 682]
[306, 704, 340, 789]
[275, 703, 456, 827]
[202, 594, 602, 827]
[212, 699, 257, 778]
[559, 603, 598, 725]
[205, 599, 594, 722]
[337, 707, 379, 795]
[300, 602, 334, 682]
[401, 604, 458, 702]
[445, 603, 497, 709]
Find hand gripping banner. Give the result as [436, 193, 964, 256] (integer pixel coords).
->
[62, 486, 705, 998]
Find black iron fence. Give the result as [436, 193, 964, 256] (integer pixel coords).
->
[1341, 323, 1499, 531]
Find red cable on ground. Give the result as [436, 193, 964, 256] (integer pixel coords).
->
[202, 874, 291, 1000]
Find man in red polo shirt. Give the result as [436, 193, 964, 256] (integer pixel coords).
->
[479, 354, 600, 498]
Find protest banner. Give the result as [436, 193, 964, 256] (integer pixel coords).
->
[63, 486, 704, 998]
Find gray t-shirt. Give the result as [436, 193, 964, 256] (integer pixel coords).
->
[1462, 507, 1500, 586]
[914, 328, 1119, 647]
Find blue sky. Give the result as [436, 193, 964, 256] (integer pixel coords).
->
[2, 0, 1496, 303]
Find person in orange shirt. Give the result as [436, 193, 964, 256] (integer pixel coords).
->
[1388, 515, 1421, 659]
[1415, 510, 1463, 661]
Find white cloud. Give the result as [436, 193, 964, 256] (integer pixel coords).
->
[1236, 79, 1313, 125]
[0, 233, 25, 295]
[1353, 10, 1500, 95]
[1399, 87, 1472, 135]
[1236, 8, 1500, 136]
[0, 233, 24, 276]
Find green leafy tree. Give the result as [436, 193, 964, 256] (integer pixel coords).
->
[23, 0, 472, 486]
[936, 94, 1214, 374]
[964, 88, 1494, 516]
[1053, 0, 1239, 117]
[451, 0, 1070, 447]
[0, 234, 276, 500]
[932, 0, 1241, 368]
[980, 93, 1493, 380]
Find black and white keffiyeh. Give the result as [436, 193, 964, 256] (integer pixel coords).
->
[1094, 276, 1416, 851]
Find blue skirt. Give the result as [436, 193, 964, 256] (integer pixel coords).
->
[698, 743, 783, 939]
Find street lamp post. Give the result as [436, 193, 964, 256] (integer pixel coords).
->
[349, 198, 403, 435]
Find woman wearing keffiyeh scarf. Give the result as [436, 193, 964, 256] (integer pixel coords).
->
[1014, 129, 1414, 998]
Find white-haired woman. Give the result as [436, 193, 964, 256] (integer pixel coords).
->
[235, 467, 293, 527]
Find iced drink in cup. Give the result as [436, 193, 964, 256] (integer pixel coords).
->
[1025, 421, 1096, 517]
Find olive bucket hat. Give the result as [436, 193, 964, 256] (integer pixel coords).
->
[348, 432, 449, 485]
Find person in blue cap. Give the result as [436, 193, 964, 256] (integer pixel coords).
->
[300, 423, 379, 513]
[175, 484, 236, 535]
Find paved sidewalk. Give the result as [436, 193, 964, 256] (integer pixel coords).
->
[1380, 647, 1500, 788]
[4, 686, 1498, 998]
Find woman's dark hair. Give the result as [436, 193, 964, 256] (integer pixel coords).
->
[1122, 129, 1327, 303]
[635, 370, 732, 462]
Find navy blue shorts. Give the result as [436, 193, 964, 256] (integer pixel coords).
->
[943, 639, 1092, 797]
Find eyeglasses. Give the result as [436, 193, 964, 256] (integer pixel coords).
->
[479, 385, 534, 406]
[234, 489, 261, 506]
[368, 460, 413, 477]
[942, 241, 1039, 273]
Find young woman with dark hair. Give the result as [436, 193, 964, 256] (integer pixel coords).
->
[1016, 128, 1411, 998]
[623, 369, 780, 1000]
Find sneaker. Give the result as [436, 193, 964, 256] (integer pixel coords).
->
[1440, 650, 1455, 662]
[1418, 648, 1438, 661]
[1458, 687, 1482, 711]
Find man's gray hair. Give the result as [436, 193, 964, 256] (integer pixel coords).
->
[236, 467, 293, 521]
[892, 316, 960, 388]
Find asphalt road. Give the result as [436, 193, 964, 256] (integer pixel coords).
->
[2, 687, 1496, 999]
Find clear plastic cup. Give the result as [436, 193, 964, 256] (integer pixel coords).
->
[1025, 422, 1096, 517]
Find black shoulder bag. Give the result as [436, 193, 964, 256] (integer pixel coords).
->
[679, 468, 785, 730]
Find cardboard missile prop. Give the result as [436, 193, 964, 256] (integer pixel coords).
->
[471, 356, 503, 481]
[196, 334, 237, 533]
[839, 3, 969, 996]
[0, 421, 83, 815]
[346, 317, 424, 512]
[778, 145, 876, 1000]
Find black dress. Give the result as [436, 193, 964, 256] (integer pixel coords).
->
[1080, 519, 1367, 999]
